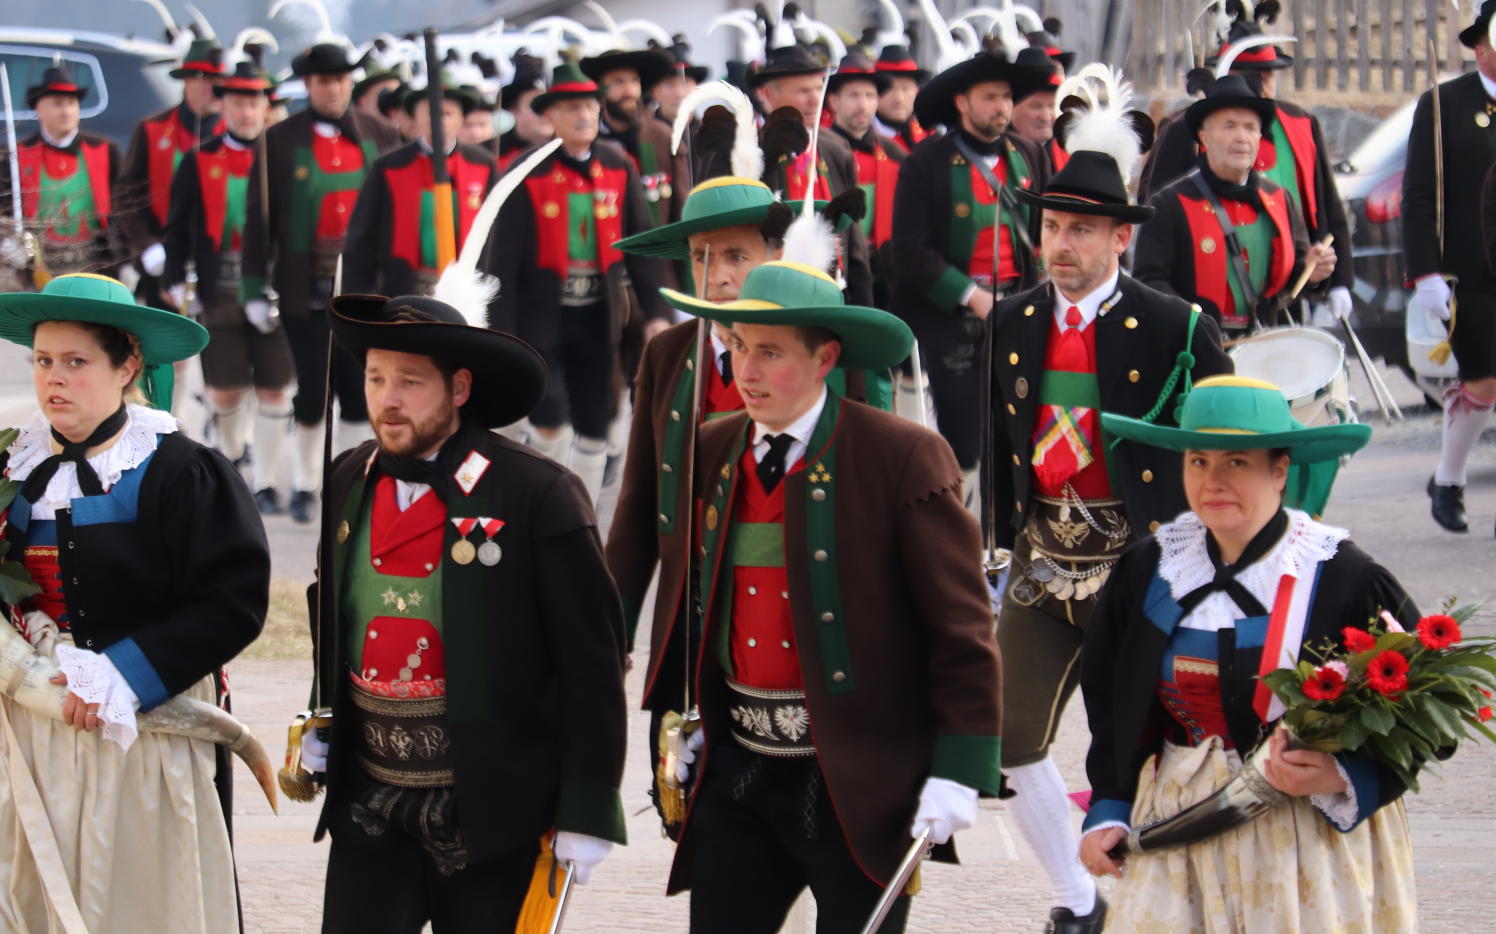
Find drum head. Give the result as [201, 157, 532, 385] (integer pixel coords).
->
[1229, 328, 1345, 406]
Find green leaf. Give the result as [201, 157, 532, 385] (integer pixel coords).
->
[1360, 704, 1396, 735]
[0, 560, 40, 605]
[1422, 695, 1467, 742]
[1370, 731, 1411, 770]
[1339, 718, 1370, 751]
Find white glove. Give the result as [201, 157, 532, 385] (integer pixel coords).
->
[909, 776, 978, 846]
[140, 242, 166, 277]
[1411, 274, 1452, 327]
[166, 283, 187, 311]
[1327, 285, 1353, 322]
[245, 298, 279, 334]
[674, 724, 706, 783]
[300, 726, 330, 773]
[553, 831, 613, 885]
[0, 236, 27, 266]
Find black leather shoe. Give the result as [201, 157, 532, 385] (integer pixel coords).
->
[254, 487, 282, 515]
[1428, 476, 1469, 533]
[1046, 896, 1107, 934]
[289, 490, 317, 525]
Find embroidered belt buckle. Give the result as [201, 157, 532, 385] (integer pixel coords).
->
[562, 265, 604, 307]
[216, 251, 242, 287]
[725, 679, 815, 758]
[1022, 495, 1127, 602]
[349, 678, 455, 788]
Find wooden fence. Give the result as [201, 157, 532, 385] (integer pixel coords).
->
[1127, 0, 1475, 101]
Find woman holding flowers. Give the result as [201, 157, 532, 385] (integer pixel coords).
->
[1077, 375, 1420, 932]
[0, 275, 269, 932]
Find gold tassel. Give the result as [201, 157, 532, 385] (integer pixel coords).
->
[655, 710, 698, 833]
[514, 834, 562, 933]
[277, 711, 331, 802]
[904, 865, 922, 897]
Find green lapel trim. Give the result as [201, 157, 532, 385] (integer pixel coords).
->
[798, 392, 854, 695]
[323, 464, 373, 703]
[700, 422, 750, 676]
[657, 356, 696, 535]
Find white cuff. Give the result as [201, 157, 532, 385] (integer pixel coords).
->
[959, 282, 978, 307]
[1083, 819, 1131, 838]
[1310, 757, 1359, 831]
[54, 645, 141, 752]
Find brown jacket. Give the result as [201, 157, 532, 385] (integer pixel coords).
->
[668, 393, 1002, 891]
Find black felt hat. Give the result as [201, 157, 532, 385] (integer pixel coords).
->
[1025, 31, 1076, 73]
[291, 43, 358, 77]
[329, 294, 547, 429]
[827, 50, 889, 94]
[913, 51, 1054, 128]
[170, 38, 225, 79]
[874, 44, 928, 84]
[214, 61, 274, 97]
[1207, 22, 1295, 71]
[1184, 73, 1277, 137]
[531, 62, 602, 114]
[1015, 150, 1155, 222]
[749, 45, 829, 88]
[1011, 47, 1063, 102]
[25, 65, 88, 108]
[580, 49, 675, 90]
[1463, 0, 1496, 48]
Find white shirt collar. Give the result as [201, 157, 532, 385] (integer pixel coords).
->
[418, 136, 458, 156]
[394, 452, 439, 511]
[222, 133, 250, 151]
[313, 120, 341, 139]
[1052, 268, 1121, 331]
[751, 385, 828, 471]
[1480, 70, 1496, 102]
[40, 127, 78, 148]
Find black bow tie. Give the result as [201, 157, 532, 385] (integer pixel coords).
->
[757, 433, 796, 493]
[21, 404, 130, 503]
[1176, 510, 1290, 619]
[719, 350, 733, 386]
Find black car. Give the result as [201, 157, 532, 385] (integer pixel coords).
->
[0, 27, 179, 153]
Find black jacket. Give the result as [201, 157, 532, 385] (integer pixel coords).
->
[891, 130, 1050, 352]
[986, 275, 1233, 549]
[1405, 71, 1496, 290]
[162, 135, 254, 297]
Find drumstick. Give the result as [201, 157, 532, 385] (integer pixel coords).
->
[1287, 234, 1335, 302]
[1343, 318, 1404, 424]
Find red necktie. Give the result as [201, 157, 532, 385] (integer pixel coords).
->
[1031, 306, 1097, 489]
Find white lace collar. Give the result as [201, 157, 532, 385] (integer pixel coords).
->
[1155, 509, 1347, 632]
[5, 404, 179, 519]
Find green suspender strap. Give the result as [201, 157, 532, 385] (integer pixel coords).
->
[1113, 307, 1201, 451]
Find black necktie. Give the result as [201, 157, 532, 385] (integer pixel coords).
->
[757, 433, 795, 493]
[1175, 510, 1290, 618]
[719, 350, 733, 385]
[21, 404, 130, 503]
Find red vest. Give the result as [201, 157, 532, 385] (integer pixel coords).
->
[1256, 104, 1320, 228]
[852, 144, 900, 247]
[141, 108, 222, 227]
[523, 158, 627, 280]
[17, 137, 113, 238]
[966, 159, 1020, 285]
[195, 143, 256, 251]
[703, 352, 745, 417]
[1048, 138, 1070, 172]
[727, 445, 803, 691]
[1031, 315, 1114, 500]
[383, 149, 494, 272]
[313, 131, 367, 241]
[355, 477, 448, 687]
[782, 151, 833, 202]
[1178, 188, 1295, 322]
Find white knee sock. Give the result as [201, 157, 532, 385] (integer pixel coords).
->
[252, 398, 293, 492]
[571, 435, 609, 504]
[1436, 385, 1494, 486]
[210, 398, 249, 464]
[337, 419, 376, 454]
[893, 375, 924, 425]
[1006, 756, 1096, 916]
[528, 426, 572, 464]
[292, 421, 325, 493]
[607, 399, 630, 458]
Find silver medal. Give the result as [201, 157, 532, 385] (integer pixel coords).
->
[1056, 579, 1076, 601]
[477, 540, 502, 566]
[1031, 559, 1055, 582]
[1046, 576, 1067, 595]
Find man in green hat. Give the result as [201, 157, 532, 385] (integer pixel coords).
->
[488, 61, 668, 503]
[162, 61, 293, 515]
[986, 119, 1232, 932]
[241, 42, 402, 525]
[118, 37, 225, 305]
[342, 81, 497, 299]
[658, 260, 1002, 932]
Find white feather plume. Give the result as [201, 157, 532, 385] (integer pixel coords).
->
[710, 14, 765, 63]
[269, 0, 350, 48]
[874, 0, 905, 49]
[789, 14, 847, 62]
[915, 0, 965, 71]
[1214, 33, 1295, 77]
[129, 0, 179, 41]
[780, 66, 837, 277]
[1010, 3, 1046, 33]
[1053, 74, 1098, 112]
[582, 0, 621, 40]
[671, 80, 762, 180]
[1057, 66, 1144, 182]
[432, 138, 563, 328]
[618, 19, 674, 50]
[183, 2, 216, 39]
[991, 0, 1030, 53]
[950, 22, 981, 56]
[228, 27, 277, 67]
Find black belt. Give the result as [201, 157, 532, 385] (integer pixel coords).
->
[350, 679, 455, 788]
[725, 679, 815, 757]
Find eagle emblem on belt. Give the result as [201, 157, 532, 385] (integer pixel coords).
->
[1047, 517, 1092, 549]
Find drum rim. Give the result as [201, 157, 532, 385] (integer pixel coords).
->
[1228, 326, 1346, 407]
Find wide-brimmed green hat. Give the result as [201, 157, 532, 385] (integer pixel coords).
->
[659, 261, 913, 371]
[1101, 375, 1371, 465]
[613, 177, 820, 260]
[0, 273, 208, 366]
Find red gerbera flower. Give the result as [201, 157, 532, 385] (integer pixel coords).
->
[1366, 649, 1411, 696]
[1302, 666, 1346, 701]
[1343, 627, 1376, 653]
[1480, 707, 1494, 723]
[1416, 614, 1462, 650]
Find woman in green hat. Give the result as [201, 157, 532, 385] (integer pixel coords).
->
[0, 274, 269, 932]
[1077, 375, 1418, 931]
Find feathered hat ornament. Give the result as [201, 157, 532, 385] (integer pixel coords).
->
[671, 80, 763, 180]
[778, 67, 841, 283]
[1052, 65, 1155, 184]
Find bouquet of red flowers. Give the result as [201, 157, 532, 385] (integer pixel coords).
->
[0, 426, 41, 606]
[1260, 603, 1495, 791]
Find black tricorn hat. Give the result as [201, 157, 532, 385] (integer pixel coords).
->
[749, 45, 829, 88]
[1015, 150, 1155, 222]
[914, 51, 1054, 128]
[580, 48, 675, 89]
[1184, 73, 1276, 137]
[1462, 0, 1496, 47]
[291, 43, 358, 77]
[26, 65, 88, 108]
[329, 294, 548, 429]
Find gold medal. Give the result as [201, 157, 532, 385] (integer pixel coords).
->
[1479, 112, 1491, 129]
[451, 539, 477, 565]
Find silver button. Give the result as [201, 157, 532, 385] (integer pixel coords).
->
[813, 549, 828, 562]
[373, 558, 382, 567]
[659, 513, 670, 523]
[747, 638, 757, 647]
[781, 640, 791, 649]
[78, 609, 85, 618]
[85, 639, 94, 647]
[671, 410, 682, 422]
[662, 463, 673, 473]
[424, 563, 434, 572]
[820, 611, 834, 623]
[72, 577, 79, 585]
[67, 541, 74, 550]
[811, 488, 826, 502]
[832, 671, 846, 683]
[748, 586, 757, 596]
[781, 591, 789, 599]
[369, 630, 378, 639]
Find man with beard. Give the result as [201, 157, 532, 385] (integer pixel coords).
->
[872, 45, 930, 155]
[162, 61, 294, 514]
[119, 37, 224, 306]
[241, 43, 401, 524]
[300, 293, 627, 931]
[988, 137, 1231, 934]
[827, 51, 905, 308]
[486, 62, 668, 502]
[1006, 47, 1065, 172]
[890, 51, 1051, 509]
[495, 56, 552, 168]
[582, 47, 679, 228]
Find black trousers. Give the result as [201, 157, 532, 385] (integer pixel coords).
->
[530, 301, 615, 438]
[321, 797, 536, 933]
[282, 306, 369, 426]
[688, 741, 910, 934]
[924, 320, 985, 470]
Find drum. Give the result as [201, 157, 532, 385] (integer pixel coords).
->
[1228, 327, 1354, 427]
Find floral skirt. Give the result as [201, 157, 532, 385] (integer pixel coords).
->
[0, 675, 239, 934]
[1110, 736, 1417, 933]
